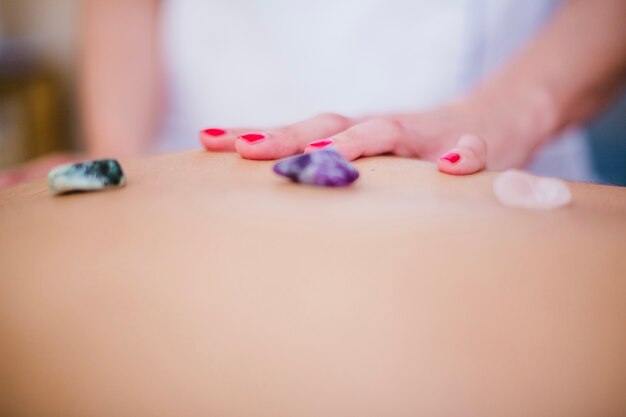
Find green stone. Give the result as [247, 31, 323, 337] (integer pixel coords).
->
[48, 159, 126, 195]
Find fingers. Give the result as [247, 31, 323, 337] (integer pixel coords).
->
[303, 117, 411, 161]
[202, 114, 488, 180]
[437, 134, 487, 175]
[199, 128, 252, 152]
[234, 113, 353, 160]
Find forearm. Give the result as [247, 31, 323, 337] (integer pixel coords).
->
[473, 0, 626, 147]
[80, 0, 163, 157]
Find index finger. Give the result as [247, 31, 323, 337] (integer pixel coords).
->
[235, 113, 354, 160]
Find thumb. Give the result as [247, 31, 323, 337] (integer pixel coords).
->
[437, 134, 487, 175]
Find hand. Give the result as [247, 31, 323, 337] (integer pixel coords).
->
[0, 153, 83, 189]
[199, 95, 547, 176]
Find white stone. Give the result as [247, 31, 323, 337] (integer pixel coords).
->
[493, 170, 572, 210]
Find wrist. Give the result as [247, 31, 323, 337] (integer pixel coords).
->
[480, 82, 560, 139]
[452, 80, 562, 168]
[470, 80, 563, 163]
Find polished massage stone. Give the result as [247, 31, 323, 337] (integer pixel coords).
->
[48, 159, 126, 195]
[493, 170, 572, 210]
[273, 148, 360, 187]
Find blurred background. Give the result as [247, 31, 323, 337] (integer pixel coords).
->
[0, 0, 78, 168]
[0, 0, 624, 185]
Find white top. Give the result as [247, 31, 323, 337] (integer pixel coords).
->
[158, 0, 595, 181]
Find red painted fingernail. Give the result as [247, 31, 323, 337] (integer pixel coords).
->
[308, 139, 333, 148]
[239, 133, 267, 143]
[202, 128, 227, 137]
[440, 152, 461, 164]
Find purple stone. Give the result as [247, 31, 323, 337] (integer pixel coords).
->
[273, 148, 360, 187]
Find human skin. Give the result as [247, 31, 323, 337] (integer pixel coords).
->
[201, 0, 626, 175]
[80, 0, 164, 158]
[0, 0, 163, 188]
[0, 0, 625, 187]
